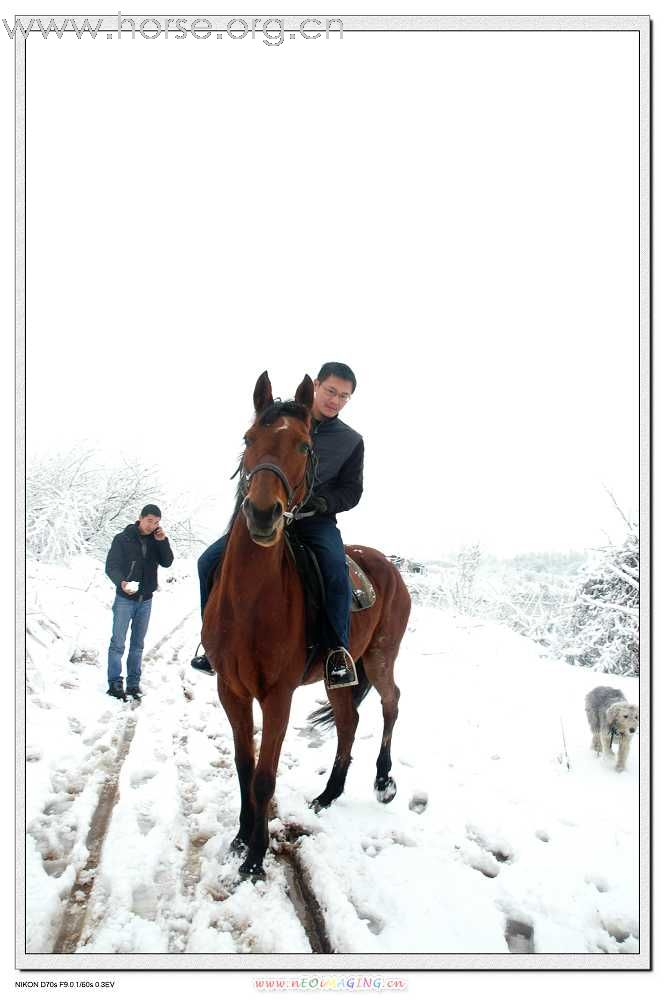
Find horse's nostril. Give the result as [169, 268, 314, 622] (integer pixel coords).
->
[273, 501, 283, 519]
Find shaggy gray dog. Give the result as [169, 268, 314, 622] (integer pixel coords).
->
[585, 686, 639, 772]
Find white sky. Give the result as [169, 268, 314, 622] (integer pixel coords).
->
[23, 26, 639, 558]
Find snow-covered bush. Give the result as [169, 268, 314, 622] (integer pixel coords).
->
[452, 544, 482, 614]
[27, 447, 205, 562]
[555, 531, 639, 676]
[392, 534, 639, 678]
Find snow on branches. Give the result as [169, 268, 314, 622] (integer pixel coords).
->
[27, 447, 204, 562]
[391, 527, 639, 678]
[563, 530, 639, 676]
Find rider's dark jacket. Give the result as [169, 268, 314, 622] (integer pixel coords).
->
[105, 522, 174, 601]
[309, 415, 364, 519]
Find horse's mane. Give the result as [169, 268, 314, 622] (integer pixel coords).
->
[223, 398, 310, 536]
[258, 399, 310, 426]
[224, 457, 247, 536]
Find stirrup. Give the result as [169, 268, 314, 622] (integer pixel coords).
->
[191, 642, 215, 676]
[191, 654, 215, 676]
[325, 648, 359, 689]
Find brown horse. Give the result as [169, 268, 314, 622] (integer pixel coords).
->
[202, 371, 411, 878]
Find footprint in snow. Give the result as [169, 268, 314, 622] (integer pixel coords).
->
[132, 884, 158, 920]
[409, 791, 428, 814]
[278, 754, 297, 771]
[585, 873, 610, 893]
[51, 769, 85, 795]
[355, 906, 385, 936]
[83, 727, 109, 746]
[460, 844, 502, 879]
[43, 794, 75, 816]
[130, 768, 158, 789]
[28, 815, 77, 879]
[601, 916, 638, 945]
[136, 804, 157, 835]
[504, 918, 535, 953]
[362, 830, 416, 857]
[466, 823, 514, 864]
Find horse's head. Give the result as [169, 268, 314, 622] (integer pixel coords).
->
[240, 371, 315, 547]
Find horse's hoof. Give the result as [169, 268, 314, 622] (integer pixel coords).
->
[310, 796, 330, 813]
[239, 858, 266, 881]
[374, 777, 397, 804]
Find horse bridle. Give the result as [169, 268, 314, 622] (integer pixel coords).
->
[234, 446, 318, 524]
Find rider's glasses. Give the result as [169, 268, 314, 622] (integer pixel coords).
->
[321, 385, 352, 403]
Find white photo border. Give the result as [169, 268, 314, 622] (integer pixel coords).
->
[15, 13, 651, 973]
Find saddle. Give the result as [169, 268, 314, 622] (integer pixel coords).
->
[284, 529, 376, 679]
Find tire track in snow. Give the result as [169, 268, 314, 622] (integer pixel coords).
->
[52, 714, 136, 953]
[50, 612, 195, 953]
[274, 832, 332, 954]
[168, 686, 332, 953]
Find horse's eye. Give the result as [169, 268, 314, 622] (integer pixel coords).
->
[244, 436, 253, 447]
[298, 442, 310, 454]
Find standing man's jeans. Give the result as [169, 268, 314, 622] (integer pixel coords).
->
[108, 594, 152, 689]
[197, 518, 352, 648]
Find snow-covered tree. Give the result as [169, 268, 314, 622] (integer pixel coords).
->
[452, 543, 482, 614]
[560, 529, 639, 676]
[27, 447, 205, 562]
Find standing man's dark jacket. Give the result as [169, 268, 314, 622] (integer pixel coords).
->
[309, 415, 364, 519]
[105, 523, 174, 601]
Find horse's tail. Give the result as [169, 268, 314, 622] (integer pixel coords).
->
[307, 657, 370, 731]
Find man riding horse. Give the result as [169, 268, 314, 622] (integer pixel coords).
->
[192, 361, 363, 689]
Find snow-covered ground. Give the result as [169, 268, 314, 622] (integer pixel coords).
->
[24, 556, 640, 957]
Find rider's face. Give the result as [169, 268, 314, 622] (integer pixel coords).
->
[312, 377, 354, 421]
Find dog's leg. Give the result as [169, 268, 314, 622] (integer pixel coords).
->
[590, 728, 602, 754]
[600, 726, 614, 758]
[615, 735, 630, 772]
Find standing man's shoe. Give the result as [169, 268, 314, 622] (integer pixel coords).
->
[325, 648, 359, 689]
[127, 687, 143, 701]
[107, 679, 127, 702]
[191, 650, 215, 676]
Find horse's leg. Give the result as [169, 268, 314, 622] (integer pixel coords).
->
[311, 688, 359, 812]
[217, 677, 255, 853]
[364, 648, 400, 804]
[239, 685, 293, 879]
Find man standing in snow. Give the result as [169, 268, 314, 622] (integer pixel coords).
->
[104, 503, 174, 702]
[192, 361, 364, 689]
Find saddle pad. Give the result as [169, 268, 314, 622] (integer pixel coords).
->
[347, 555, 376, 612]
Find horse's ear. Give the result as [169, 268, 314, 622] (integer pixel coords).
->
[294, 374, 314, 411]
[253, 371, 273, 414]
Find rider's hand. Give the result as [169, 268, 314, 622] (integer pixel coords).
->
[307, 496, 328, 515]
[153, 526, 167, 541]
[120, 581, 138, 594]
